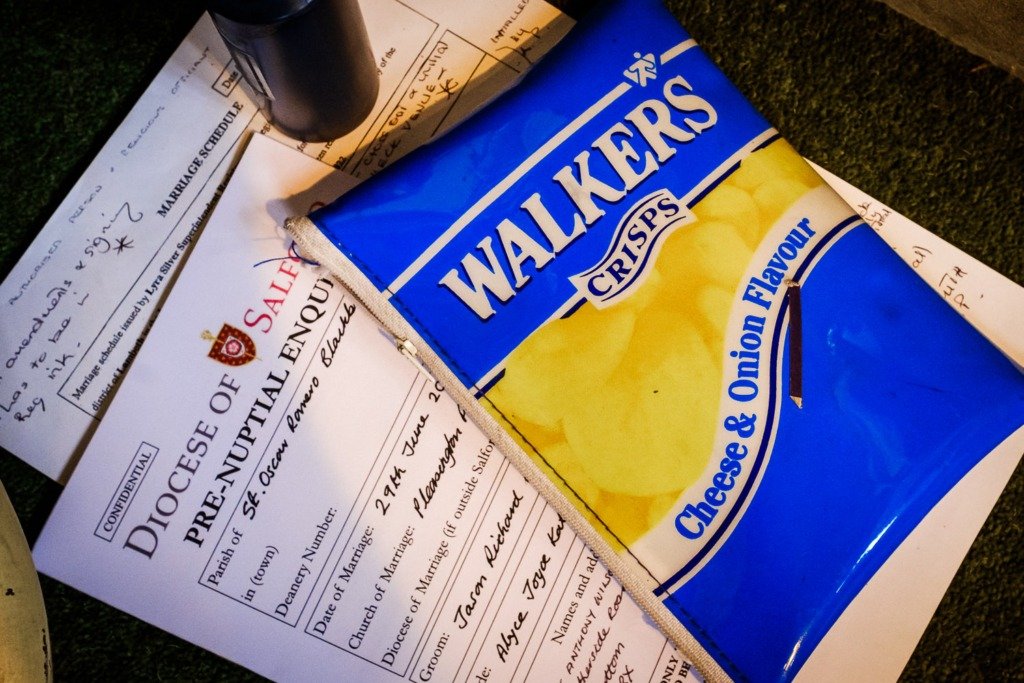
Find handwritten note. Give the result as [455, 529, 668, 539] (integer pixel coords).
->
[33, 134, 696, 682]
[7, 4, 1024, 678]
[33, 132, 1024, 683]
[810, 162, 1024, 367]
[0, 0, 572, 481]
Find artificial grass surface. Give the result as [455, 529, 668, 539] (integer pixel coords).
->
[1, 0, 1021, 680]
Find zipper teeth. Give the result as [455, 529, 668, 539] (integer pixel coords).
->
[287, 216, 432, 373]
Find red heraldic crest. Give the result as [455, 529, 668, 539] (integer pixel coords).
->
[204, 324, 257, 366]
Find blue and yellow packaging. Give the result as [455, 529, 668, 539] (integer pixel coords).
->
[288, 1, 1024, 679]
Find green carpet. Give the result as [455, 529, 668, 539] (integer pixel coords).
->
[1, 0, 1021, 679]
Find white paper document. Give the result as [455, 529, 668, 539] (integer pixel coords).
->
[9, 0, 1024, 678]
[810, 162, 1024, 367]
[34, 133, 1024, 682]
[33, 134, 696, 682]
[0, 0, 572, 481]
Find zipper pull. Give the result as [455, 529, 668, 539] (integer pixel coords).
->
[395, 336, 418, 359]
[378, 327, 438, 381]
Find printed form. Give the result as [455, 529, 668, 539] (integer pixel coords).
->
[0, 0, 573, 482]
[32, 134, 696, 682]
[33, 133, 1024, 683]
[1, 0, 1017, 486]
[6, 1, 1023, 679]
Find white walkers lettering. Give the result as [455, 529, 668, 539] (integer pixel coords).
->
[440, 74, 717, 319]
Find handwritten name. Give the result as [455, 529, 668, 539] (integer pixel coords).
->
[412, 429, 461, 519]
[454, 574, 487, 629]
[484, 490, 524, 568]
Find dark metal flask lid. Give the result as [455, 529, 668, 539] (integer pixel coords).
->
[208, 0, 380, 142]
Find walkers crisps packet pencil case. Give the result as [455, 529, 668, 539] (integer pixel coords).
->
[288, 1, 1024, 679]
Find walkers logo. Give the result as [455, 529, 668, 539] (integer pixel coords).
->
[569, 189, 694, 308]
[624, 51, 658, 86]
[203, 324, 257, 366]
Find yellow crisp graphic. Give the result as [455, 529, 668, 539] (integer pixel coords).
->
[485, 140, 824, 549]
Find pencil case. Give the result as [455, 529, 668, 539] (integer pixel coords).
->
[288, 1, 1024, 679]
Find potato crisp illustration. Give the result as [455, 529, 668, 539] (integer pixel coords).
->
[487, 140, 824, 547]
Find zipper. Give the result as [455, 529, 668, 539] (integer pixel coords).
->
[286, 216, 730, 682]
[376, 326, 439, 382]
